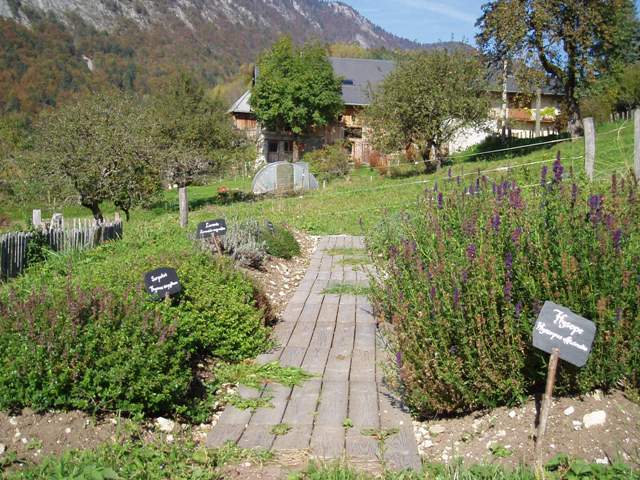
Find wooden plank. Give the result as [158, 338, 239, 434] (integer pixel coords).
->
[331, 323, 355, 354]
[354, 323, 376, 353]
[318, 302, 339, 324]
[349, 381, 379, 429]
[278, 346, 308, 367]
[355, 304, 375, 324]
[237, 424, 274, 450]
[287, 321, 316, 348]
[280, 391, 319, 426]
[249, 385, 290, 425]
[301, 347, 331, 375]
[206, 423, 246, 448]
[337, 303, 356, 324]
[308, 322, 335, 350]
[310, 427, 345, 458]
[298, 302, 321, 322]
[346, 431, 379, 460]
[272, 424, 313, 450]
[349, 351, 376, 383]
[215, 405, 253, 426]
[282, 301, 306, 321]
[323, 353, 351, 382]
[315, 381, 348, 427]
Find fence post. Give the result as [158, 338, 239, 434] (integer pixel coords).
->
[32, 209, 42, 228]
[634, 108, 640, 180]
[584, 117, 596, 181]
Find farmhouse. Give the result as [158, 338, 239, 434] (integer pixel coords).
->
[229, 57, 563, 166]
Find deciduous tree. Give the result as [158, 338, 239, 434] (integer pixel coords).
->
[477, 0, 640, 137]
[366, 49, 490, 169]
[250, 36, 344, 161]
[37, 92, 161, 221]
[154, 73, 240, 227]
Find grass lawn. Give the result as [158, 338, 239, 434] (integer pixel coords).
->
[2, 119, 634, 236]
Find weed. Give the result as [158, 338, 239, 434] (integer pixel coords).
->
[338, 257, 370, 266]
[215, 361, 313, 389]
[326, 248, 365, 256]
[342, 418, 354, 429]
[271, 423, 292, 436]
[224, 393, 273, 411]
[322, 283, 370, 296]
[489, 443, 513, 458]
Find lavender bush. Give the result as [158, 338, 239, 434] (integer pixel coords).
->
[369, 161, 640, 416]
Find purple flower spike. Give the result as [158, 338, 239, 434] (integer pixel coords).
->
[491, 213, 501, 232]
[503, 279, 513, 302]
[437, 192, 444, 209]
[430, 286, 437, 299]
[571, 183, 578, 204]
[466, 244, 477, 261]
[515, 302, 522, 318]
[540, 165, 548, 186]
[613, 229, 622, 252]
[448, 167, 452, 179]
[552, 156, 564, 182]
[453, 287, 460, 308]
[456, 176, 461, 185]
[504, 252, 513, 272]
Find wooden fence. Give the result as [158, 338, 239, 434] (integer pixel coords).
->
[0, 218, 123, 281]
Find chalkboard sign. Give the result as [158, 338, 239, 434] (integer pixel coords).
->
[533, 301, 596, 367]
[144, 267, 182, 299]
[196, 219, 227, 239]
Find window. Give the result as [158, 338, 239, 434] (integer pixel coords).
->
[268, 141, 278, 153]
[283, 141, 293, 153]
[342, 79, 354, 85]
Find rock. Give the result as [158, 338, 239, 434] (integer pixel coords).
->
[572, 420, 583, 431]
[564, 406, 575, 416]
[595, 457, 609, 465]
[64, 428, 71, 434]
[166, 434, 174, 443]
[21, 438, 28, 444]
[430, 425, 446, 435]
[155, 417, 175, 433]
[583, 410, 606, 428]
[590, 390, 603, 401]
[508, 410, 516, 418]
[8, 418, 17, 426]
[0, 443, 6, 456]
[495, 430, 506, 437]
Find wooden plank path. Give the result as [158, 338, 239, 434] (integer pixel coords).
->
[207, 235, 421, 471]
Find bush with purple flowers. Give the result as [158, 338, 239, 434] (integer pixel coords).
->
[369, 162, 640, 416]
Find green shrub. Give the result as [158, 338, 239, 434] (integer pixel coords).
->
[304, 142, 351, 181]
[0, 218, 270, 418]
[369, 161, 640, 417]
[260, 224, 301, 259]
[221, 219, 267, 268]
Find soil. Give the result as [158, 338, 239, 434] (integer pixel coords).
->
[0, 230, 317, 468]
[413, 389, 640, 469]
[242, 229, 317, 317]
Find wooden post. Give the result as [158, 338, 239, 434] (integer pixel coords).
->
[32, 209, 42, 228]
[178, 186, 188, 228]
[584, 117, 596, 181]
[535, 348, 560, 471]
[634, 108, 640, 181]
[535, 88, 542, 138]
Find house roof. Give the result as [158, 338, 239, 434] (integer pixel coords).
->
[228, 89, 252, 114]
[329, 57, 396, 105]
[228, 56, 562, 114]
[487, 71, 563, 96]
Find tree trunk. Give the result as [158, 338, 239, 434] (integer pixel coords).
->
[566, 96, 583, 139]
[535, 87, 542, 137]
[178, 185, 188, 228]
[292, 139, 300, 162]
[501, 58, 509, 138]
[83, 201, 104, 223]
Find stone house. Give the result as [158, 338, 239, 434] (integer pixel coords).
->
[229, 57, 564, 166]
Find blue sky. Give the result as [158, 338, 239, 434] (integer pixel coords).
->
[341, 0, 640, 46]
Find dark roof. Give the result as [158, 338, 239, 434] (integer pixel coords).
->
[228, 56, 562, 113]
[328, 57, 396, 105]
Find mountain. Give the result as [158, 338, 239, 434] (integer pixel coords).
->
[0, 0, 459, 114]
[0, 0, 422, 50]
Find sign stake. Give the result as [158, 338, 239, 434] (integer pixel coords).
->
[535, 347, 560, 471]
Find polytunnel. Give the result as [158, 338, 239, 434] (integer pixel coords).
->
[252, 161, 319, 195]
